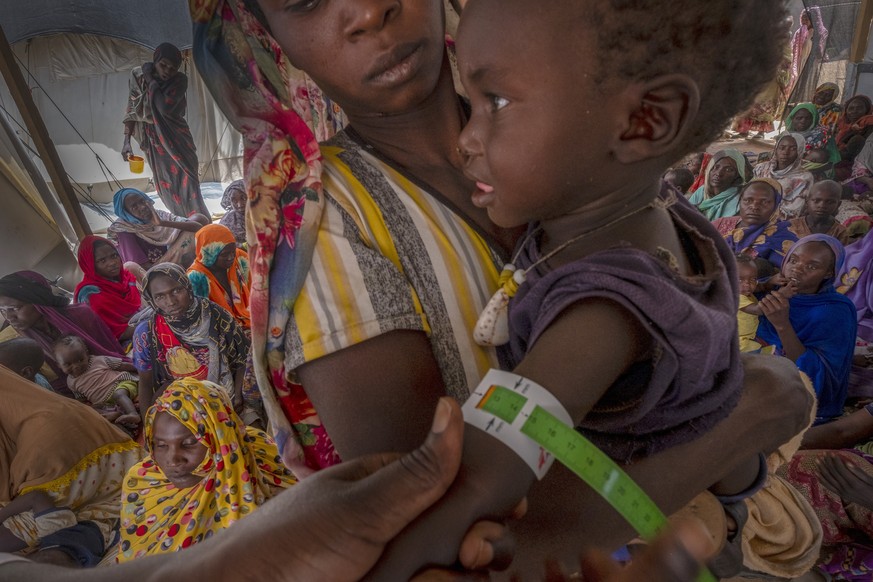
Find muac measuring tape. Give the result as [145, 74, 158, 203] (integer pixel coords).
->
[463, 369, 717, 582]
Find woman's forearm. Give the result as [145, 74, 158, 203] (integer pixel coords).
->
[774, 323, 806, 361]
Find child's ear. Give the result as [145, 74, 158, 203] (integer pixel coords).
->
[19, 365, 34, 379]
[613, 74, 700, 164]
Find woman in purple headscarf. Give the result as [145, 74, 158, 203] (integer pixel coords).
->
[122, 43, 209, 219]
[0, 271, 126, 392]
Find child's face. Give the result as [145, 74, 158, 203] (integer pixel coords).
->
[737, 263, 758, 296]
[790, 109, 814, 133]
[151, 412, 208, 489]
[229, 191, 246, 214]
[255, 0, 446, 118]
[684, 153, 705, 176]
[147, 275, 193, 318]
[802, 149, 829, 164]
[806, 187, 841, 219]
[54, 342, 89, 378]
[456, 0, 621, 227]
[782, 242, 835, 294]
[93, 242, 122, 281]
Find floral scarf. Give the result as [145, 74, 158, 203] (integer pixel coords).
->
[814, 82, 842, 132]
[188, 224, 251, 329]
[118, 378, 295, 562]
[190, 0, 349, 475]
[75, 236, 142, 339]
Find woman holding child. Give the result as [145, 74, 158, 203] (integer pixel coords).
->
[687, 149, 752, 220]
[0, 271, 126, 391]
[757, 234, 856, 423]
[75, 236, 144, 343]
[191, 0, 813, 575]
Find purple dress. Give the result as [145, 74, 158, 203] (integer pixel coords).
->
[508, 188, 742, 462]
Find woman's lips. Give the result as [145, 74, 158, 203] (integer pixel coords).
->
[367, 43, 422, 85]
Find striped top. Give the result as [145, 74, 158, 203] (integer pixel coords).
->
[283, 131, 505, 402]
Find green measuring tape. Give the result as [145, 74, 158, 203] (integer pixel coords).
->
[467, 374, 717, 582]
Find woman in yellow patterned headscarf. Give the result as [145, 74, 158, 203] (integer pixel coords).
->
[117, 378, 295, 562]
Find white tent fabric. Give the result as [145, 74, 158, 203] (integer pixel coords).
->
[0, 33, 243, 204]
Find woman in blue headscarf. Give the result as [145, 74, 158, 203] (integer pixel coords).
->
[106, 188, 208, 280]
[757, 234, 857, 424]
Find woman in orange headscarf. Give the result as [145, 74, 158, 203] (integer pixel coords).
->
[187, 224, 250, 330]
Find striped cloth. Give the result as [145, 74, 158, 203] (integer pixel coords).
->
[284, 131, 506, 403]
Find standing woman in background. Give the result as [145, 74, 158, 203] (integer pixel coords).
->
[122, 43, 209, 219]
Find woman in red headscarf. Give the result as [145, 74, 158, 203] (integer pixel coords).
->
[75, 236, 143, 343]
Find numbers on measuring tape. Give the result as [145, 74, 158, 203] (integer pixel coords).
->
[474, 384, 716, 582]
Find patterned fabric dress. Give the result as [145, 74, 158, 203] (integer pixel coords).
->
[118, 379, 294, 562]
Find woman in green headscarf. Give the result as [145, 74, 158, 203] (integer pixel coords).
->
[785, 102, 840, 163]
[688, 149, 752, 220]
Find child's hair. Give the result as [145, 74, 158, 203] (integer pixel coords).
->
[0, 337, 45, 374]
[735, 254, 755, 267]
[53, 335, 89, 354]
[589, 1, 788, 152]
[663, 167, 695, 193]
[813, 180, 842, 199]
[753, 257, 777, 280]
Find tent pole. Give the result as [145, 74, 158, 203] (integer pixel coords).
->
[851, 0, 873, 64]
[0, 24, 91, 240]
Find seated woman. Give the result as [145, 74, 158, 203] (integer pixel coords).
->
[107, 188, 209, 281]
[75, 236, 146, 343]
[187, 224, 250, 331]
[117, 378, 294, 562]
[218, 180, 247, 248]
[132, 263, 250, 422]
[836, 95, 873, 164]
[0, 365, 142, 566]
[785, 103, 839, 164]
[0, 271, 126, 392]
[753, 133, 815, 219]
[712, 178, 798, 268]
[757, 235, 856, 424]
[786, 180, 850, 244]
[813, 82, 842, 134]
[687, 149, 752, 220]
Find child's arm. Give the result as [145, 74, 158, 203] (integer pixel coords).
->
[740, 302, 763, 316]
[113, 388, 141, 427]
[0, 491, 55, 524]
[138, 370, 155, 420]
[363, 298, 650, 579]
[106, 356, 138, 374]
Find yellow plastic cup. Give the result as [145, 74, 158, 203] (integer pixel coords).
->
[128, 154, 144, 174]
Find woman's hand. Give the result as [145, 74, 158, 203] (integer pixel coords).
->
[818, 454, 873, 510]
[121, 139, 133, 162]
[759, 290, 791, 329]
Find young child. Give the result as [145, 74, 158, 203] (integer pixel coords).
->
[428, 0, 793, 574]
[0, 337, 53, 390]
[662, 167, 695, 194]
[736, 255, 782, 354]
[0, 490, 77, 554]
[786, 180, 849, 244]
[53, 335, 141, 428]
